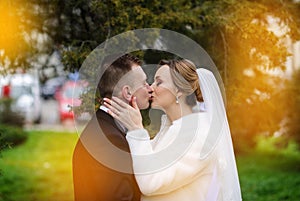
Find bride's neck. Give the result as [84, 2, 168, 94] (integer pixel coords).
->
[165, 102, 193, 123]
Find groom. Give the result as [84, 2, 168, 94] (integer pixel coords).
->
[72, 54, 153, 201]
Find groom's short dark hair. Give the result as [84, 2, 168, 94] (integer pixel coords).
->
[98, 53, 142, 99]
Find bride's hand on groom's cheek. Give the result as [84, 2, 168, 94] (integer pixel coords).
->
[103, 97, 144, 131]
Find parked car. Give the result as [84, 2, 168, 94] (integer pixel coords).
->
[55, 80, 89, 122]
[41, 76, 66, 99]
[0, 73, 42, 124]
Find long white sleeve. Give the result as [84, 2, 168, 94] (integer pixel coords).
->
[126, 113, 213, 196]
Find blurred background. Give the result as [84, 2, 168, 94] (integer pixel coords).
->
[0, 0, 300, 201]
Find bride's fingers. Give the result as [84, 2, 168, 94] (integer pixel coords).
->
[112, 96, 129, 109]
[104, 103, 120, 115]
[103, 98, 112, 105]
[103, 100, 123, 117]
[104, 98, 124, 111]
[107, 109, 119, 119]
[131, 96, 139, 110]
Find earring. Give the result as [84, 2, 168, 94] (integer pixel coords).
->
[176, 96, 179, 104]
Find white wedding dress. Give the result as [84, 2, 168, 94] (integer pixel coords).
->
[126, 69, 242, 201]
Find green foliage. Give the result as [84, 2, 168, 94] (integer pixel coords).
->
[286, 68, 300, 143]
[0, 0, 38, 72]
[11, 0, 203, 72]
[0, 135, 8, 152]
[195, 0, 300, 152]
[0, 125, 27, 149]
[0, 99, 27, 151]
[0, 98, 25, 127]
[256, 135, 300, 157]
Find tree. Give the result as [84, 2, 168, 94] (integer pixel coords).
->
[0, 0, 39, 73]
[29, 0, 204, 71]
[286, 69, 300, 143]
[1, 0, 299, 151]
[192, 0, 300, 151]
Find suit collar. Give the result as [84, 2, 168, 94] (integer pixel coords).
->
[96, 109, 127, 135]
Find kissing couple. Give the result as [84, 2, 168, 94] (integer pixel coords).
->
[73, 54, 242, 201]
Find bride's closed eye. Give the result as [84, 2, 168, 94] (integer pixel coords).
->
[154, 78, 163, 86]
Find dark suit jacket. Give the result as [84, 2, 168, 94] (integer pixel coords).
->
[73, 109, 141, 201]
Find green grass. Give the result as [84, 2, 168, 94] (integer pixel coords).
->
[0, 131, 300, 201]
[237, 152, 300, 201]
[0, 131, 78, 201]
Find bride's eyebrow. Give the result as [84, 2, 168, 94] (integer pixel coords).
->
[154, 75, 161, 80]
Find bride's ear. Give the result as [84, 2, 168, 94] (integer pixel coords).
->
[121, 85, 132, 102]
[175, 88, 183, 99]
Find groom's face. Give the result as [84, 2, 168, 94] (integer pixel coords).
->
[130, 65, 152, 109]
[113, 65, 152, 109]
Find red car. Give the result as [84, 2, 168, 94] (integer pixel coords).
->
[55, 80, 85, 122]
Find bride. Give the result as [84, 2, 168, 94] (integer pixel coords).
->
[104, 59, 242, 201]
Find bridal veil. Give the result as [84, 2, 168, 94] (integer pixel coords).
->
[196, 68, 242, 201]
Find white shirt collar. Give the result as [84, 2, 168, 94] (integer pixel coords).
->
[99, 105, 109, 113]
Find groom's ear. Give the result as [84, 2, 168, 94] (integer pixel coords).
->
[121, 85, 132, 102]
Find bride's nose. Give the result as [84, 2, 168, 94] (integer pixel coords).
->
[150, 83, 155, 90]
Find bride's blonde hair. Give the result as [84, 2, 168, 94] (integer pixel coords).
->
[159, 59, 203, 106]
